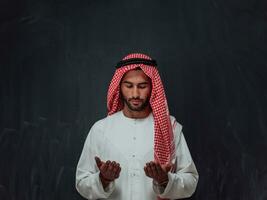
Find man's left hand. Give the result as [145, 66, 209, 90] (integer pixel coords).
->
[144, 161, 173, 186]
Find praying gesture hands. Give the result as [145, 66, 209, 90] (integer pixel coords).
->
[95, 156, 121, 189]
[144, 161, 175, 187]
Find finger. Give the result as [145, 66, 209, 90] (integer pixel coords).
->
[150, 161, 158, 178]
[114, 165, 121, 178]
[144, 166, 152, 178]
[163, 163, 172, 172]
[146, 162, 154, 178]
[107, 161, 115, 177]
[114, 162, 119, 166]
[155, 162, 164, 175]
[102, 160, 110, 172]
[95, 156, 102, 168]
[110, 161, 117, 177]
[111, 162, 121, 179]
[112, 162, 117, 171]
[113, 163, 120, 174]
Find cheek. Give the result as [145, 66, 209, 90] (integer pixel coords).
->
[141, 88, 151, 98]
[121, 87, 130, 98]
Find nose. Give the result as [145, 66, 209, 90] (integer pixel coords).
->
[132, 86, 140, 98]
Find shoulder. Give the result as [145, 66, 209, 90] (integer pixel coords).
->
[91, 117, 106, 132]
[169, 115, 183, 133]
[169, 115, 184, 147]
[90, 111, 121, 132]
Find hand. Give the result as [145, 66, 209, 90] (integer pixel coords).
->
[95, 156, 121, 188]
[144, 161, 174, 187]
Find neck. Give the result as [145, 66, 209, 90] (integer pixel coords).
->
[122, 106, 151, 119]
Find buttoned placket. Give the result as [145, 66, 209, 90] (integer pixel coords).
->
[129, 118, 141, 200]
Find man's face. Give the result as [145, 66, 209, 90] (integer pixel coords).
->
[120, 69, 152, 111]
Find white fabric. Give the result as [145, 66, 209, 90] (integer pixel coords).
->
[76, 111, 198, 200]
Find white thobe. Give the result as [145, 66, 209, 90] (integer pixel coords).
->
[76, 111, 198, 200]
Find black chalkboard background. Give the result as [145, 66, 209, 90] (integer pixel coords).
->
[1, 0, 267, 199]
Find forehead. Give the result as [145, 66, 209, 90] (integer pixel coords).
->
[121, 69, 150, 83]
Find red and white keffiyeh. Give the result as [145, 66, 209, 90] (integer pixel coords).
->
[107, 53, 175, 167]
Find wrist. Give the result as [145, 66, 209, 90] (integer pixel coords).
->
[158, 180, 168, 188]
[99, 172, 113, 188]
[154, 177, 169, 188]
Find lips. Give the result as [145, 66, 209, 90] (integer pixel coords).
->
[131, 100, 141, 103]
[130, 100, 142, 105]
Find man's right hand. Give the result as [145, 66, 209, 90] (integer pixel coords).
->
[95, 156, 121, 189]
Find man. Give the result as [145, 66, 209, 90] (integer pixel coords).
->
[76, 53, 198, 200]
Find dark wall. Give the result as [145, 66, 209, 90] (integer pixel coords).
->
[1, 0, 267, 199]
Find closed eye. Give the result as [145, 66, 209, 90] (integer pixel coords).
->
[138, 85, 147, 89]
[123, 83, 133, 88]
[126, 84, 133, 88]
[138, 83, 149, 89]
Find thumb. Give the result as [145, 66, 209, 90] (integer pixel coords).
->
[95, 156, 102, 168]
[162, 163, 172, 172]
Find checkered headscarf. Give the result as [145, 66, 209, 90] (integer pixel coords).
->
[107, 53, 175, 166]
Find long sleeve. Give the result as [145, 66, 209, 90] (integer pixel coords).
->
[75, 122, 115, 199]
[153, 120, 199, 199]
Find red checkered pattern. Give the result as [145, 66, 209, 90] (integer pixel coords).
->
[107, 53, 175, 166]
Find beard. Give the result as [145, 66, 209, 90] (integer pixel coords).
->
[121, 96, 150, 111]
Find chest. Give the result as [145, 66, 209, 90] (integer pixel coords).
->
[100, 121, 154, 162]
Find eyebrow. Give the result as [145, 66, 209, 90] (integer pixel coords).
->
[122, 81, 149, 85]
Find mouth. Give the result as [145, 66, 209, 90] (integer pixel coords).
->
[130, 100, 142, 105]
